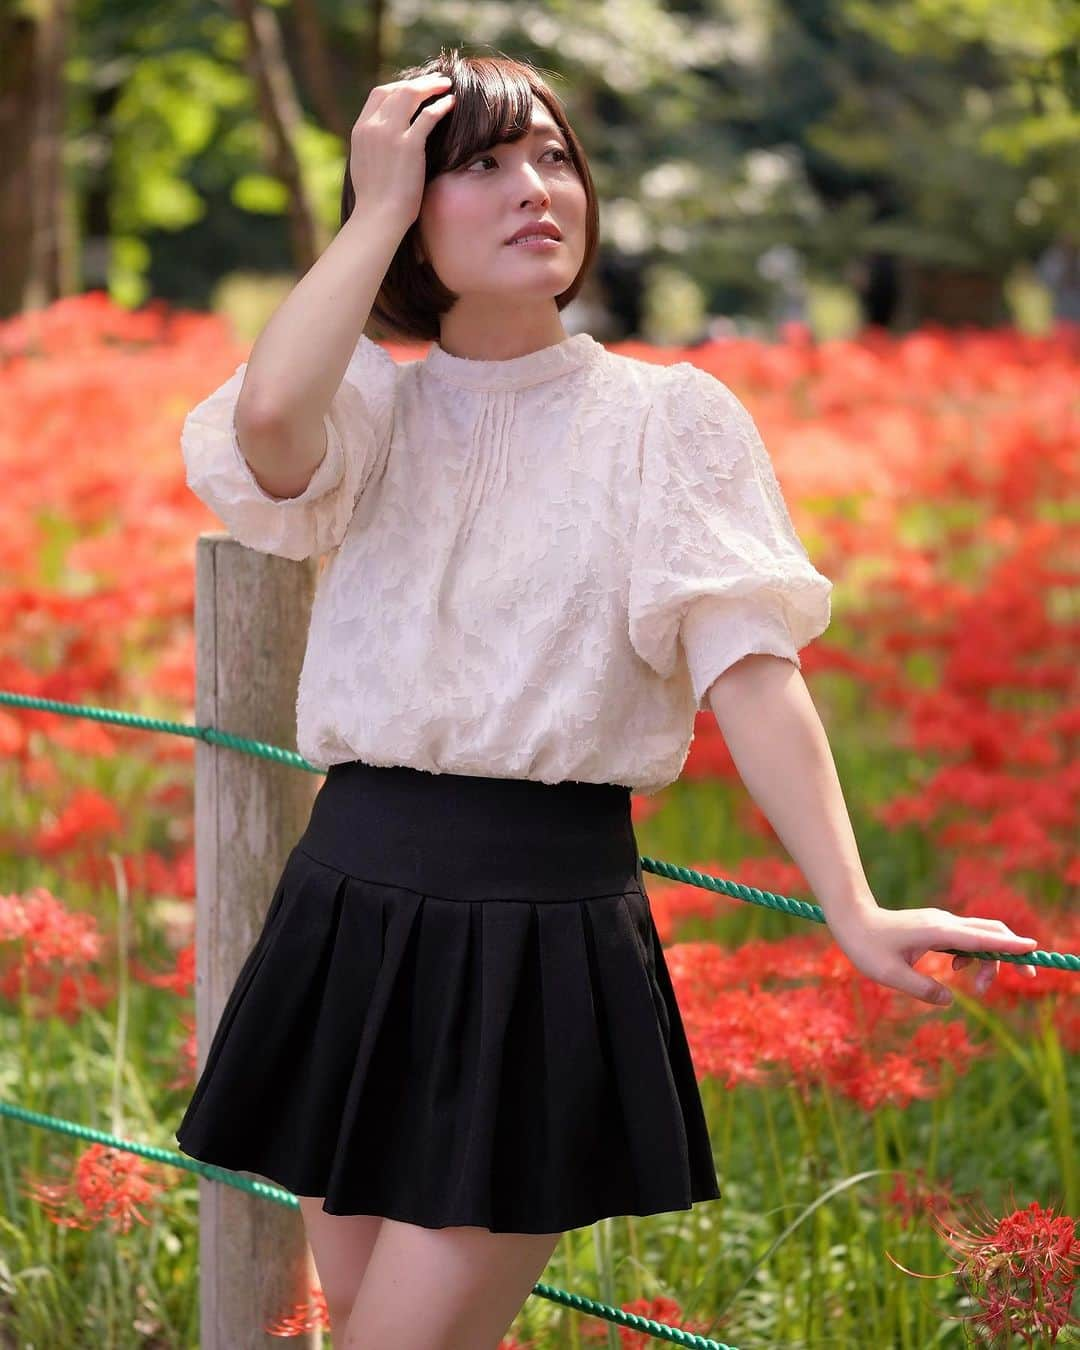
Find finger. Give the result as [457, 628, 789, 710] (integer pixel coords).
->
[974, 960, 999, 994]
[954, 951, 1038, 979]
[961, 918, 1038, 941]
[391, 73, 454, 93]
[890, 966, 954, 1008]
[362, 73, 453, 117]
[411, 91, 457, 122]
[937, 931, 1039, 955]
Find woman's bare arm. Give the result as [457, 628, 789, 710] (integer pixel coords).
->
[232, 71, 456, 499]
[704, 653, 1039, 1005]
[706, 655, 875, 922]
[233, 207, 408, 500]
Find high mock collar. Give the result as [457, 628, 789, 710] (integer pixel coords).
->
[420, 331, 600, 392]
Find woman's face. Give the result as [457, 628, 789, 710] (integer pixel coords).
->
[415, 99, 588, 303]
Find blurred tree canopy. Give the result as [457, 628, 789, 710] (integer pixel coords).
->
[1, 0, 1077, 332]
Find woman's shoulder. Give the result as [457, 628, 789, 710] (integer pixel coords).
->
[595, 344, 718, 401]
[585, 342, 694, 410]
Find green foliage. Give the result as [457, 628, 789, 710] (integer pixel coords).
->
[60, 2, 1077, 325]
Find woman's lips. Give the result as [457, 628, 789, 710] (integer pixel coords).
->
[505, 237, 561, 250]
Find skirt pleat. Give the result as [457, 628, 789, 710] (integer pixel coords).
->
[175, 761, 722, 1233]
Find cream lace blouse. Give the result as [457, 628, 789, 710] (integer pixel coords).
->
[180, 331, 833, 795]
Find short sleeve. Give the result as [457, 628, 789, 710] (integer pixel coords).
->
[180, 334, 399, 560]
[628, 363, 833, 709]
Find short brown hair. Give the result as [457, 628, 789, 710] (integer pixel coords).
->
[341, 47, 600, 343]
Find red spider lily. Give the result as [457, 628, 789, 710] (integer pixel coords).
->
[0, 886, 103, 971]
[24, 1143, 166, 1235]
[31, 786, 125, 856]
[262, 1285, 330, 1337]
[0, 887, 110, 1019]
[665, 937, 987, 1108]
[887, 1197, 1079, 1346]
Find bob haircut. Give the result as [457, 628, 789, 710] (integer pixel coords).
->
[341, 48, 600, 343]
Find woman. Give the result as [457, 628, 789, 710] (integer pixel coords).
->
[175, 47, 1040, 1350]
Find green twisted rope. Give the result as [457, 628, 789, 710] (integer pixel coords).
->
[0, 1101, 736, 1348]
[2, 691, 1073, 970]
[639, 858, 1077, 971]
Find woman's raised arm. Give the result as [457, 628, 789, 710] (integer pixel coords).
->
[234, 71, 456, 499]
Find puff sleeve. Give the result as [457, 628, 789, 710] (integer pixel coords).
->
[628, 362, 833, 709]
[180, 334, 398, 560]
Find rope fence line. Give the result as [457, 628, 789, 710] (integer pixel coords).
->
[2, 691, 1073, 970]
[2, 687, 1076, 1349]
[0, 1101, 733, 1349]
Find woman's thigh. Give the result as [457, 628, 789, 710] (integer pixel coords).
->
[344, 1217, 563, 1350]
[297, 1196, 383, 1334]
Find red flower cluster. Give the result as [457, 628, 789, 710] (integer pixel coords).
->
[23, 1143, 165, 1235]
[891, 1196, 1079, 1346]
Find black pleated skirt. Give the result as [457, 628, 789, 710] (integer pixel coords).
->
[174, 760, 721, 1234]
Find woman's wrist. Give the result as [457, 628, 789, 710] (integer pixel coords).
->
[817, 885, 881, 931]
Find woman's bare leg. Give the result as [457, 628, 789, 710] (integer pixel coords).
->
[297, 1196, 384, 1341]
[343, 1217, 562, 1350]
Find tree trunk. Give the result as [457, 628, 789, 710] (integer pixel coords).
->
[893, 260, 1010, 329]
[232, 0, 323, 273]
[288, 0, 348, 140]
[0, 0, 71, 316]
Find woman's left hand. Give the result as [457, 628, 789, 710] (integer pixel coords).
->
[826, 904, 1040, 1007]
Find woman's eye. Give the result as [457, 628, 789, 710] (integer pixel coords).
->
[467, 147, 570, 171]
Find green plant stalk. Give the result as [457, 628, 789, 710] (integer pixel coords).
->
[786, 1084, 831, 1345]
[876, 1109, 911, 1347]
[622, 1215, 644, 1302]
[915, 1086, 946, 1350]
[821, 1085, 882, 1342]
[0, 1112, 15, 1219]
[683, 1203, 702, 1300]
[700, 1168, 891, 1341]
[110, 853, 130, 1137]
[561, 1227, 582, 1350]
[759, 1081, 790, 1213]
[716, 1077, 735, 1192]
[885, 1104, 926, 1350]
[807, 1174, 822, 1347]
[1033, 998, 1076, 1213]
[17, 958, 47, 1276]
[952, 990, 1034, 1080]
[757, 1082, 794, 1335]
[591, 1216, 620, 1350]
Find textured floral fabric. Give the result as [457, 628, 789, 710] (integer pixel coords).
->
[180, 331, 833, 795]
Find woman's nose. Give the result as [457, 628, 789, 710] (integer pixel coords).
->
[512, 163, 550, 200]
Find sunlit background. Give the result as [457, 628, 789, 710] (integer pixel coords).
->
[1, 3, 1077, 1347]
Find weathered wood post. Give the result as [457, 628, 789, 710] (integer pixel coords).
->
[193, 531, 323, 1348]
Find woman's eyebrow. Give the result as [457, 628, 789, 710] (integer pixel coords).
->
[528, 124, 567, 142]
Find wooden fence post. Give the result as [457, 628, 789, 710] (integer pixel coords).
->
[193, 531, 324, 1348]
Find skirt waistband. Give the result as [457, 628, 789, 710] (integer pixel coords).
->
[298, 760, 644, 902]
